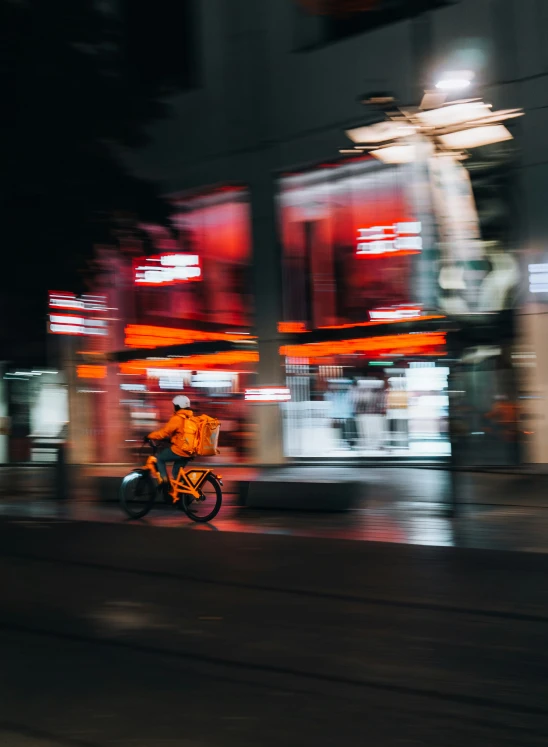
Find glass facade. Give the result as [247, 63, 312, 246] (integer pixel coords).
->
[278, 157, 426, 328]
[70, 161, 517, 465]
[86, 186, 257, 464]
[277, 157, 450, 459]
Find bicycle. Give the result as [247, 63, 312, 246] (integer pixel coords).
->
[120, 439, 223, 523]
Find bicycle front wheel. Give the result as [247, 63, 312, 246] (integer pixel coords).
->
[120, 472, 156, 519]
[182, 475, 222, 523]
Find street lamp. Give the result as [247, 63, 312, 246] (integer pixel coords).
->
[435, 70, 474, 91]
[340, 86, 524, 315]
[342, 96, 523, 163]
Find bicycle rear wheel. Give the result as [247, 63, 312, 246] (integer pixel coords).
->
[182, 475, 222, 523]
[120, 472, 156, 519]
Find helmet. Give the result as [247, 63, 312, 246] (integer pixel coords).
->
[172, 394, 190, 410]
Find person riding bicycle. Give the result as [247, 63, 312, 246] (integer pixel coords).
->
[147, 395, 194, 485]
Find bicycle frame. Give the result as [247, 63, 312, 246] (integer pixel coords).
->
[143, 454, 223, 503]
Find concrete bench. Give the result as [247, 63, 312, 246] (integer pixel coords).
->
[237, 478, 361, 511]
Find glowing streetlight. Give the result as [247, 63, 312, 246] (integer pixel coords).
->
[435, 70, 474, 91]
[342, 96, 523, 163]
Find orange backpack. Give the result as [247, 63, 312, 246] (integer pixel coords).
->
[182, 414, 220, 456]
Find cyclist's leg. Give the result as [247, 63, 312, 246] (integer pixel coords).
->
[172, 456, 189, 481]
[156, 447, 176, 480]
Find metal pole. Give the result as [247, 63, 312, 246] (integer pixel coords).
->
[446, 332, 462, 518]
[55, 440, 69, 515]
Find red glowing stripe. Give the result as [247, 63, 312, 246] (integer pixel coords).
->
[356, 249, 421, 259]
[119, 351, 259, 375]
[124, 324, 254, 349]
[311, 314, 444, 332]
[77, 365, 107, 379]
[280, 332, 447, 360]
[278, 322, 309, 333]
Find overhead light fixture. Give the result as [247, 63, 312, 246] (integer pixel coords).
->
[369, 144, 417, 164]
[435, 70, 474, 91]
[420, 91, 447, 110]
[416, 101, 491, 129]
[345, 120, 415, 144]
[439, 124, 513, 149]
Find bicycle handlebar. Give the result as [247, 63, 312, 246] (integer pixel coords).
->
[143, 437, 159, 455]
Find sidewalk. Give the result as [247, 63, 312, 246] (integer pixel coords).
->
[3, 462, 548, 502]
[1, 464, 548, 553]
[4, 462, 548, 507]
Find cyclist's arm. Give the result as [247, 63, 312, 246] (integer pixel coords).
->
[148, 415, 180, 441]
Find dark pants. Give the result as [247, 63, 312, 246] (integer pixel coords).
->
[157, 447, 189, 480]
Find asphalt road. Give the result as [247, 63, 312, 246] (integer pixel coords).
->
[1, 519, 548, 745]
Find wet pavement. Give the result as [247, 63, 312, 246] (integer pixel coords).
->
[1, 467, 548, 553]
[2, 463, 548, 555]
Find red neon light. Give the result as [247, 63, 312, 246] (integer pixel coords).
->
[124, 325, 254, 349]
[368, 305, 423, 322]
[49, 291, 108, 311]
[49, 291, 80, 310]
[133, 254, 202, 286]
[49, 314, 108, 337]
[281, 314, 445, 334]
[278, 322, 309, 333]
[77, 365, 107, 379]
[119, 350, 259, 375]
[356, 221, 422, 258]
[280, 332, 446, 361]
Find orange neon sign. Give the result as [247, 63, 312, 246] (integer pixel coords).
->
[278, 322, 309, 333]
[280, 332, 446, 361]
[76, 365, 107, 379]
[278, 315, 445, 334]
[119, 350, 259, 375]
[124, 325, 255, 350]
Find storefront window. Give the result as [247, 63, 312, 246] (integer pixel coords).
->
[282, 359, 450, 458]
[99, 186, 256, 464]
[278, 157, 450, 459]
[278, 157, 426, 329]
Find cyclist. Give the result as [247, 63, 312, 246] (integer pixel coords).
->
[147, 394, 194, 485]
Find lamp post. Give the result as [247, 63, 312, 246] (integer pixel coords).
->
[340, 87, 524, 514]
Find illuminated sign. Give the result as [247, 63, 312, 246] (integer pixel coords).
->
[49, 314, 108, 336]
[245, 387, 291, 402]
[134, 254, 202, 286]
[120, 350, 259, 375]
[48, 292, 109, 337]
[192, 372, 236, 389]
[280, 332, 446, 361]
[49, 292, 108, 311]
[77, 365, 107, 379]
[369, 305, 422, 322]
[529, 264, 548, 294]
[278, 322, 309, 333]
[356, 221, 422, 257]
[146, 368, 189, 390]
[124, 324, 253, 349]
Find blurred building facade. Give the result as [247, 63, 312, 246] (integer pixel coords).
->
[38, 0, 548, 466]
